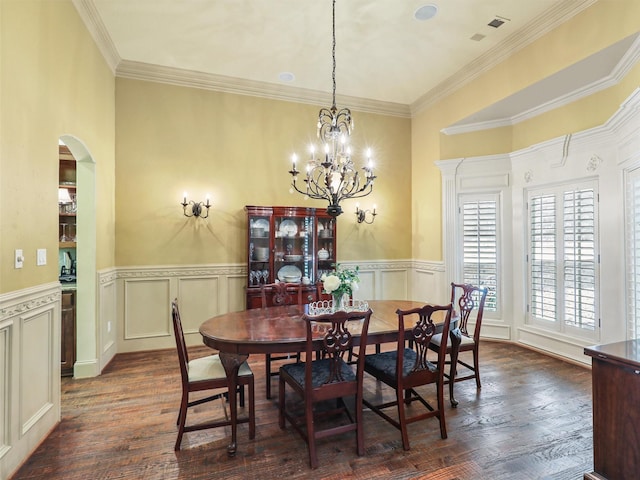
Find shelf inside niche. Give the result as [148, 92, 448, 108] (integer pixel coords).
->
[59, 241, 77, 248]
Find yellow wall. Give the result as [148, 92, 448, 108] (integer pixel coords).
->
[412, 0, 640, 262]
[114, 78, 412, 266]
[0, 0, 115, 293]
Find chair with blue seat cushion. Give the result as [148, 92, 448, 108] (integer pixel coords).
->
[171, 299, 255, 450]
[429, 282, 488, 406]
[363, 303, 453, 451]
[278, 307, 372, 469]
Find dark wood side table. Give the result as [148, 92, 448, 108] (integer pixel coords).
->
[584, 340, 640, 480]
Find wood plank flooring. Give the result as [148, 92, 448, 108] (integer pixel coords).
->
[10, 342, 594, 479]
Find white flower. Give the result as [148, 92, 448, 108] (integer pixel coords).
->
[322, 274, 342, 294]
[351, 280, 359, 292]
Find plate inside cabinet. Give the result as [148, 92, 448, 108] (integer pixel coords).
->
[277, 265, 302, 282]
[253, 218, 269, 232]
[279, 219, 298, 237]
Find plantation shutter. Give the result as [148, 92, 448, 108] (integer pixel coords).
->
[626, 169, 640, 338]
[529, 194, 557, 322]
[461, 199, 498, 311]
[563, 188, 596, 330]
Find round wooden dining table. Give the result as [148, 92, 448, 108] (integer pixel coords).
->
[199, 299, 460, 456]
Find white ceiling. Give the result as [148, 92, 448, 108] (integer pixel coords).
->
[74, 0, 638, 127]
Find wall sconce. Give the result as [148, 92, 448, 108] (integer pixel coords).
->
[355, 203, 377, 224]
[181, 192, 211, 218]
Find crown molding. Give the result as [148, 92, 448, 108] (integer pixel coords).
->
[411, 0, 597, 116]
[441, 32, 640, 135]
[115, 60, 411, 118]
[72, 0, 120, 74]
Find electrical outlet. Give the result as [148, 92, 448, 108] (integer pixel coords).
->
[15, 249, 24, 269]
[37, 248, 47, 266]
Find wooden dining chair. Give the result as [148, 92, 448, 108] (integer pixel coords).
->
[363, 303, 453, 450]
[428, 282, 488, 405]
[278, 308, 372, 469]
[260, 282, 303, 399]
[171, 299, 255, 450]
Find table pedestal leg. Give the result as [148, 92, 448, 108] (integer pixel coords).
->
[219, 351, 249, 456]
[448, 328, 462, 408]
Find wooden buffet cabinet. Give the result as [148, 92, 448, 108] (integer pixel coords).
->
[60, 290, 76, 376]
[583, 340, 640, 480]
[245, 206, 336, 309]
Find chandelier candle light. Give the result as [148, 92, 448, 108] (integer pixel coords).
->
[288, 0, 376, 217]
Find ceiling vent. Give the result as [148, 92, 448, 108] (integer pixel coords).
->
[488, 16, 510, 28]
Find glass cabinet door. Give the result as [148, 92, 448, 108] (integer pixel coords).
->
[248, 215, 271, 286]
[315, 217, 335, 282]
[274, 214, 314, 285]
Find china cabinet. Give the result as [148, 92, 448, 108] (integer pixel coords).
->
[245, 206, 337, 309]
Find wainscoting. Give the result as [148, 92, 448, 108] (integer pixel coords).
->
[0, 283, 61, 480]
[113, 260, 437, 353]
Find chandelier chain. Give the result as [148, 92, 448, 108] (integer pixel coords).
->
[332, 0, 336, 109]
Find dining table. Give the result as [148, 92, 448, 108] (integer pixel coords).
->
[199, 299, 461, 456]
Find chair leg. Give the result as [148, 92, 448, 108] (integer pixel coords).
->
[239, 384, 245, 407]
[473, 346, 481, 389]
[278, 376, 285, 429]
[356, 393, 365, 456]
[396, 388, 410, 451]
[248, 378, 256, 439]
[265, 354, 272, 399]
[437, 380, 447, 440]
[175, 391, 189, 450]
[306, 401, 318, 469]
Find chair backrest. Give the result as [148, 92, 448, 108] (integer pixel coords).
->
[171, 299, 190, 385]
[450, 283, 488, 341]
[260, 282, 303, 307]
[301, 308, 372, 393]
[396, 303, 453, 386]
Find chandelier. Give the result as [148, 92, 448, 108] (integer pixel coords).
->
[288, 0, 376, 217]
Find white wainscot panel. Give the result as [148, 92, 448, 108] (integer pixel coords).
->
[178, 277, 219, 337]
[516, 328, 591, 366]
[355, 270, 375, 301]
[380, 270, 409, 300]
[227, 275, 247, 313]
[100, 279, 117, 357]
[0, 324, 9, 457]
[124, 278, 171, 339]
[20, 308, 54, 435]
[413, 269, 446, 304]
[477, 321, 511, 341]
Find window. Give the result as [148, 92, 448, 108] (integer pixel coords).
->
[527, 181, 599, 338]
[460, 195, 499, 312]
[625, 167, 640, 339]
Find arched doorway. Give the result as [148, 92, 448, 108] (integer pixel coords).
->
[59, 135, 99, 378]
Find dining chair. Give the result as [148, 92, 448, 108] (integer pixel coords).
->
[171, 299, 255, 450]
[363, 303, 453, 450]
[260, 282, 303, 399]
[429, 282, 488, 405]
[278, 308, 373, 469]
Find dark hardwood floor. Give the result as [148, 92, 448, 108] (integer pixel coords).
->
[11, 342, 593, 479]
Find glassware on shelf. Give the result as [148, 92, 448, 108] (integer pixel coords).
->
[60, 223, 68, 242]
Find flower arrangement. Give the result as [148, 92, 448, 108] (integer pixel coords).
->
[321, 264, 360, 298]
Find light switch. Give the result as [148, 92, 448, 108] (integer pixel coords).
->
[37, 248, 47, 266]
[15, 249, 24, 269]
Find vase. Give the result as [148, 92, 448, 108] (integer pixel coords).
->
[332, 292, 349, 311]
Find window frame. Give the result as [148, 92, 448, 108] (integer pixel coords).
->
[525, 180, 600, 341]
[457, 192, 501, 315]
